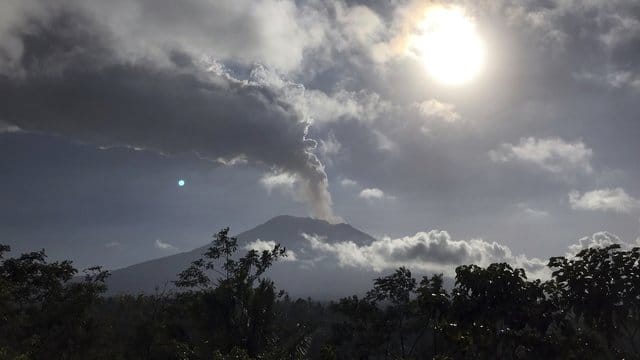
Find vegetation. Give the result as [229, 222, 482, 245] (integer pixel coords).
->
[1, 229, 639, 359]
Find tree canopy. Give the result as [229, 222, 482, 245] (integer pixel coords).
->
[1, 229, 639, 359]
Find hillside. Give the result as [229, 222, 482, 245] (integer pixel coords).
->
[106, 215, 378, 298]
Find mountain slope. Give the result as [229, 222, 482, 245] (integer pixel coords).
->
[106, 215, 378, 298]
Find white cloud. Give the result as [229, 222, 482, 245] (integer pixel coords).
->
[319, 132, 341, 159]
[0, 121, 19, 133]
[259, 172, 298, 194]
[335, 4, 384, 47]
[415, 99, 461, 123]
[517, 203, 549, 218]
[83, 0, 331, 74]
[304, 89, 390, 124]
[244, 239, 297, 261]
[216, 154, 248, 166]
[302, 231, 548, 278]
[566, 231, 640, 257]
[359, 188, 385, 200]
[569, 188, 640, 213]
[1, 0, 309, 74]
[340, 178, 358, 187]
[154, 239, 177, 251]
[490, 137, 593, 177]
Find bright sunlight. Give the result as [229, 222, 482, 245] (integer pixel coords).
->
[411, 6, 486, 85]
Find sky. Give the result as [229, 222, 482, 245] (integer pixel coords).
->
[1, 0, 640, 271]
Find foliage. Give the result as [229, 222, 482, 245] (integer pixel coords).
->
[0, 245, 109, 359]
[2, 228, 640, 359]
[549, 245, 640, 357]
[171, 227, 290, 357]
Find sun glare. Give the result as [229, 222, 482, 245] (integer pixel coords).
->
[411, 6, 486, 85]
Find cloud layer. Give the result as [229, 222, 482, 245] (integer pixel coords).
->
[0, 0, 339, 221]
[301, 231, 548, 278]
[289, 228, 640, 279]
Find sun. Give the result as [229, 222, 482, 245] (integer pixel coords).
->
[410, 6, 486, 85]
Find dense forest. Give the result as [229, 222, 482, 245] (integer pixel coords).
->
[1, 228, 639, 359]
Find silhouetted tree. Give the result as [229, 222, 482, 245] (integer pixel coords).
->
[174, 227, 291, 357]
[450, 263, 558, 359]
[330, 294, 385, 359]
[0, 244, 108, 359]
[4, 230, 640, 359]
[415, 274, 449, 357]
[549, 244, 640, 358]
[365, 267, 417, 358]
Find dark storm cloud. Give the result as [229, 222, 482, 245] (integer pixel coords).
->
[0, 3, 337, 220]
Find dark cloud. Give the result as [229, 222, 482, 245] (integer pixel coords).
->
[0, 4, 337, 220]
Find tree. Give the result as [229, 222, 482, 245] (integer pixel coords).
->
[174, 227, 287, 357]
[450, 263, 556, 359]
[549, 244, 640, 357]
[415, 274, 450, 358]
[365, 267, 417, 358]
[330, 295, 385, 359]
[0, 244, 109, 359]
